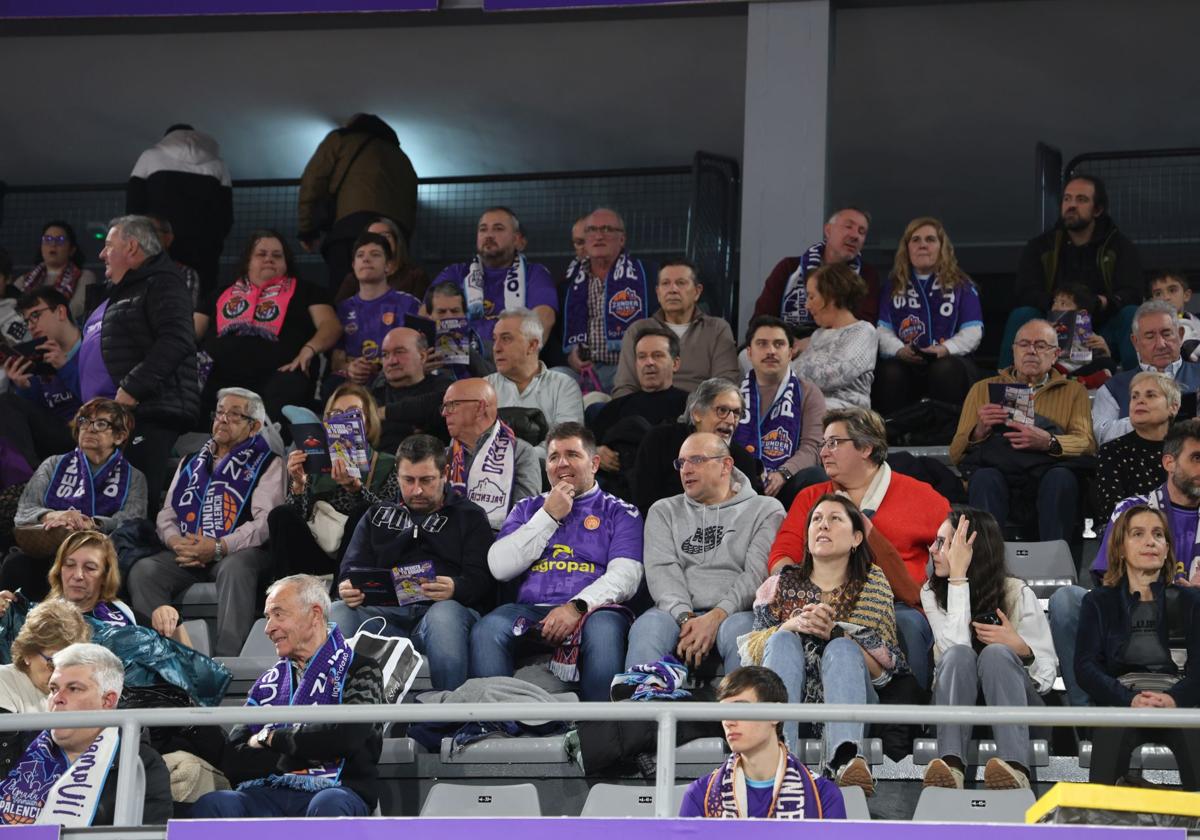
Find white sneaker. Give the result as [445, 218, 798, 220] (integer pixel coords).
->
[984, 757, 1030, 790]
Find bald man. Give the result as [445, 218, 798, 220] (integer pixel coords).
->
[626, 432, 784, 673]
[443, 378, 541, 529]
[373, 326, 449, 450]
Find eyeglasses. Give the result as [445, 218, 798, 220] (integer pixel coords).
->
[439, 399, 479, 416]
[928, 536, 946, 554]
[1013, 340, 1056, 353]
[572, 238, 586, 248]
[212, 408, 252, 424]
[76, 417, 114, 432]
[23, 307, 52, 326]
[672, 454, 728, 470]
[584, 225, 625, 236]
[41, 234, 67, 244]
[819, 436, 855, 451]
[711, 405, 744, 420]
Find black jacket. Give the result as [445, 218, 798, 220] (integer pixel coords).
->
[100, 250, 200, 428]
[95, 741, 173, 825]
[1015, 215, 1142, 318]
[224, 653, 384, 812]
[339, 490, 495, 612]
[1076, 581, 1200, 708]
[632, 422, 764, 517]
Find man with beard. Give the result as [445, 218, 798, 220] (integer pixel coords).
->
[1049, 418, 1200, 707]
[433, 207, 557, 356]
[1003, 175, 1142, 368]
[752, 207, 880, 349]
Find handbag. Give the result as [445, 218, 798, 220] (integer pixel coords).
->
[349, 617, 423, 704]
[13, 524, 72, 560]
[310, 135, 377, 233]
[306, 453, 378, 556]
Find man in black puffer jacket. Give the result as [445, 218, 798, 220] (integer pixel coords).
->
[94, 215, 199, 510]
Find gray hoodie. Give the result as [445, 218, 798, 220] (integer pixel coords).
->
[644, 468, 785, 620]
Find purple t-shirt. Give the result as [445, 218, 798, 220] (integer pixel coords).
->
[679, 771, 847, 819]
[79, 300, 117, 401]
[498, 485, 643, 605]
[337, 289, 421, 360]
[434, 260, 558, 344]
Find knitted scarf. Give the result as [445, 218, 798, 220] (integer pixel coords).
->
[170, 435, 274, 539]
[465, 253, 525, 323]
[780, 243, 862, 329]
[446, 420, 518, 530]
[44, 449, 131, 519]
[215, 276, 298, 339]
[702, 745, 815, 819]
[733, 370, 804, 472]
[562, 251, 649, 353]
[0, 727, 119, 827]
[17, 263, 82, 300]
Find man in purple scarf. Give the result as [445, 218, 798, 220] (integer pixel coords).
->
[128, 387, 283, 656]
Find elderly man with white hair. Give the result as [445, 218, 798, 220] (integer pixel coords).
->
[0, 642, 171, 826]
[1092, 299, 1200, 446]
[486, 307, 584, 459]
[128, 386, 284, 656]
[192, 574, 385, 819]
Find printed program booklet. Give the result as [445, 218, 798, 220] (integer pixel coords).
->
[391, 559, 437, 606]
[1052, 309, 1094, 365]
[282, 404, 370, 479]
[988, 382, 1035, 427]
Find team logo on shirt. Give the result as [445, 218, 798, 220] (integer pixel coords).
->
[345, 321, 359, 335]
[760, 428, 793, 462]
[608, 288, 643, 323]
[361, 340, 379, 359]
[382, 312, 395, 325]
[583, 515, 600, 531]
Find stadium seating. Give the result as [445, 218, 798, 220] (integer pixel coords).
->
[579, 783, 689, 817]
[420, 782, 542, 817]
[911, 787, 1036, 823]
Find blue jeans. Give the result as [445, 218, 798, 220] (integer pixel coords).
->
[761, 633, 878, 757]
[1049, 584, 1090, 707]
[330, 599, 479, 691]
[895, 602, 933, 690]
[191, 785, 368, 818]
[469, 602, 631, 701]
[968, 465, 1078, 541]
[624, 607, 754, 673]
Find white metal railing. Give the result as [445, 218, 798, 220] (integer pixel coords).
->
[4, 702, 1200, 823]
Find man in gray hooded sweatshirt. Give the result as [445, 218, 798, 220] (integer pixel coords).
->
[625, 432, 785, 673]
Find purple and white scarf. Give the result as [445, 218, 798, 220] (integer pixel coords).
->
[446, 420, 518, 530]
[89, 601, 133, 627]
[733, 370, 804, 472]
[44, 448, 131, 519]
[242, 625, 354, 793]
[703, 746, 813, 819]
[562, 251, 648, 353]
[171, 434, 274, 540]
[0, 727, 119, 827]
[878, 271, 982, 349]
[780, 242, 862, 328]
[465, 253, 525, 323]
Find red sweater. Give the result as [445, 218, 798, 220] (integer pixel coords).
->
[767, 474, 950, 588]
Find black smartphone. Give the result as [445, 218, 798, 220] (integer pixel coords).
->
[12, 338, 55, 377]
[973, 611, 1002, 626]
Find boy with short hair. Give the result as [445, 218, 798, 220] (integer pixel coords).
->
[679, 666, 846, 819]
[1048, 283, 1117, 388]
[1148, 270, 1200, 361]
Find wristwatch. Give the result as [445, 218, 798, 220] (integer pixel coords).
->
[213, 538, 225, 563]
[777, 467, 794, 482]
[676, 611, 696, 628]
[1047, 434, 1063, 456]
[570, 598, 588, 615]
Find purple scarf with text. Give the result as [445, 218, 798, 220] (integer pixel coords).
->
[0, 728, 118, 827]
[446, 420, 518, 530]
[733, 370, 804, 471]
[703, 746, 815, 819]
[562, 251, 649, 353]
[44, 448, 131, 519]
[242, 624, 354, 792]
[171, 434, 274, 539]
[780, 242, 863, 329]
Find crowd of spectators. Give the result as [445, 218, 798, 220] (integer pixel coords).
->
[3, 122, 1200, 826]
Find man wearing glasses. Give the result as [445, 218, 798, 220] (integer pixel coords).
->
[1, 288, 82, 464]
[128, 387, 283, 656]
[626, 432, 784, 674]
[950, 319, 1096, 542]
[560, 207, 652, 393]
[441, 378, 541, 530]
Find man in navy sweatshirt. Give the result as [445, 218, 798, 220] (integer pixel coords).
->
[331, 434, 494, 690]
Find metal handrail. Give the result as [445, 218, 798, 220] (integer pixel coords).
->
[7, 701, 1200, 823]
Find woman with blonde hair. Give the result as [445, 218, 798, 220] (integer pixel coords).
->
[873, 217, 982, 418]
[268, 382, 398, 577]
[0, 600, 91, 715]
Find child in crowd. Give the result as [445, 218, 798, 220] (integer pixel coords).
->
[331, 232, 421, 387]
[1048, 283, 1118, 389]
[1148, 270, 1200, 362]
[679, 666, 846, 819]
